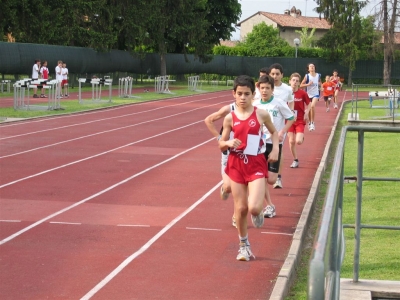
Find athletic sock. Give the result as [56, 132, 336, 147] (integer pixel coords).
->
[239, 235, 250, 246]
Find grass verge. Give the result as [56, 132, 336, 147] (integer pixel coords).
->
[0, 83, 230, 120]
[285, 102, 400, 299]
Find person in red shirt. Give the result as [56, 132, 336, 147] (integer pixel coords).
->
[322, 75, 335, 112]
[219, 75, 279, 261]
[330, 69, 341, 109]
[39, 60, 49, 98]
[287, 73, 311, 168]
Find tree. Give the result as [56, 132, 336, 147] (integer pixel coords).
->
[373, 0, 399, 84]
[240, 23, 290, 56]
[294, 27, 316, 48]
[314, 0, 368, 86]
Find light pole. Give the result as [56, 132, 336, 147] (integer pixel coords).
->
[294, 38, 300, 72]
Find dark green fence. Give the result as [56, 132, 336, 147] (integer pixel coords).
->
[0, 42, 399, 81]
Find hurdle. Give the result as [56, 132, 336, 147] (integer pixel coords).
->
[155, 75, 175, 94]
[78, 78, 113, 104]
[227, 79, 234, 87]
[1, 80, 11, 93]
[118, 77, 140, 98]
[13, 78, 61, 110]
[188, 75, 203, 92]
[369, 88, 399, 110]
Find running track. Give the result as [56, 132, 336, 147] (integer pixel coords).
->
[0, 90, 351, 299]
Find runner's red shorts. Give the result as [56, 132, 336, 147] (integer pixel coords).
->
[225, 153, 267, 184]
[288, 120, 306, 134]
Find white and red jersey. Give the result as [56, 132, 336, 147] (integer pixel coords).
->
[40, 67, 49, 79]
[293, 89, 310, 121]
[62, 68, 68, 80]
[330, 76, 340, 90]
[230, 107, 264, 155]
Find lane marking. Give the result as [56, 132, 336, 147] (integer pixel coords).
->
[0, 220, 21, 222]
[261, 231, 293, 236]
[0, 120, 205, 189]
[117, 224, 150, 227]
[0, 100, 227, 159]
[186, 227, 222, 231]
[0, 94, 227, 140]
[0, 139, 215, 245]
[80, 181, 222, 300]
[49, 222, 81, 225]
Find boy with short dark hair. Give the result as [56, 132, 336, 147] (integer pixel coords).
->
[219, 75, 279, 261]
[322, 75, 335, 112]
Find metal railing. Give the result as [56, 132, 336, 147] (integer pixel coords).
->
[308, 126, 400, 300]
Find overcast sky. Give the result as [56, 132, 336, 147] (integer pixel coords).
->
[231, 0, 381, 40]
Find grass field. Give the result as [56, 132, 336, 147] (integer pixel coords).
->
[285, 102, 400, 300]
[0, 83, 231, 120]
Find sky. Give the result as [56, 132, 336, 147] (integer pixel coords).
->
[231, 0, 381, 40]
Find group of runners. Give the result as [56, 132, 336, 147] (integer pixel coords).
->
[204, 64, 342, 261]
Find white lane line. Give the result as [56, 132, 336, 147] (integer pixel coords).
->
[261, 231, 293, 236]
[117, 224, 150, 227]
[0, 220, 21, 222]
[0, 100, 227, 159]
[186, 227, 222, 231]
[0, 120, 204, 189]
[0, 94, 227, 140]
[0, 91, 228, 129]
[0, 139, 215, 245]
[49, 222, 81, 225]
[80, 181, 222, 300]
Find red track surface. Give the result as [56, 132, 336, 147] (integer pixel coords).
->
[0, 90, 352, 299]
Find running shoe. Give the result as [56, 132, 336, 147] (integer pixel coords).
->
[236, 242, 255, 261]
[33, 94, 39, 98]
[263, 205, 276, 218]
[220, 186, 229, 200]
[326, 107, 330, 112]
[232, 215, 237, 228]
[309, 123, 315, 131]
[334, 104, 338, 109]
[273, 177, 282, 189]
[251, 210, 264, 228]
[290, 160, 299, 168]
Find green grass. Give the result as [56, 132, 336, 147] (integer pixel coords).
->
[349, 98, 400, 120]
[285, 102, 400, 300]
[0, 83, 231, 120]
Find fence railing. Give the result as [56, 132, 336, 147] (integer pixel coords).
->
[308, 126, 400, 300]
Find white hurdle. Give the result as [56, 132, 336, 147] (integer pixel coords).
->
[78, 78, 113, 104]
[13, 78, 61, 110]
[1, 80, 11, 93]
[188, 75, 202, 92]
[155, 75, 175, 94]
[118, 77, 140, 98]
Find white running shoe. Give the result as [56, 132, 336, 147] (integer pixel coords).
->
[263, 205, 276, 218]
[232, 215, 237, 228]
[273, 177, 282, 189]
[334, 104, 338, 109]
[326, 107, 330, 112]
[220, 186, 229, 200]
[251, 210, 264, 228]
[236, 242, 255, 261]
[309, 123, 315, 131]
[290, 160, 299, 168]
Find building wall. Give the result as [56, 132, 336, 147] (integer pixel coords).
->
[239, 14, 328, 45]
[239, 14, 277, 41]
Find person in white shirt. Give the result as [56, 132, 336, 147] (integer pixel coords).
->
[300, 63, 322, 131]
[268, 63, 295, 189]
[253, 67, 268, 102]
[62, 62, 69, 97]
[31, 59, 40, 98]
[253, 75, 294, 218]
[55, 60, 63, 99]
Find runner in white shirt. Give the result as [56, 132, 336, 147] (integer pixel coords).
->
[253, 67, 268, 102]
[253, 75, 294, 218]
[268, 63, 295, 189]
[300, 63, 322, 131]
[55, 60, 63, 99]
[31, 59, 40, 98]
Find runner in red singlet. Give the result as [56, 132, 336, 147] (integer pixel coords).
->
[219, 75, 279, 261]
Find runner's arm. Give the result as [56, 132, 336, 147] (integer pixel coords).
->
[204, 105, 230, 138]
